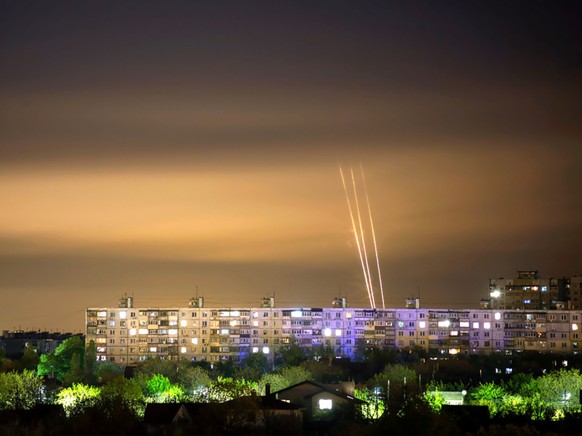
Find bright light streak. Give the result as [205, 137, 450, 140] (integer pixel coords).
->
[361, 164, 385, 309]
[339, 166, 373, 308]
[351, 167, 376, 309]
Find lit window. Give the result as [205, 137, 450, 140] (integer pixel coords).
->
[291, 310, 302, 318]
[449, 348, 459, 355]
[573, 324, 579, 331]
[473, 322, 479, 329]
[450, 331, 459, 336]
[437, 320, 450, 328]
[180, 347, 187, 353]
[129, 328, 137, 336]
[231, 311, 240, 317]
[191, 338, 198, 345]
[98, 311, 106, 317]
[262, 346, 270, 354]
[169, 329, 178, 335]
[460, 321, 469, 328]
[252, 347, 259, 353]
[119, 311, 127, 319]
[494, 312, 501, 321]
[335, 329, 342, 337]
[318, 399, 332, 410]
[180, 320, 188, 327]
[230, 320, 237, 327]
[220, 329, 229, 335]
[419, 321, 426, 328]
[323, 328, 332, 337]
[253, 320, 259, 327]
[149, 347, 157, 352]
[138, 328, 148, 335]
[484, 322, 491, 329]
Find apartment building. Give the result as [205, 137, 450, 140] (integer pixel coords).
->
[85, 297, 582, 366]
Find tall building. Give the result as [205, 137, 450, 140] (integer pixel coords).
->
[85, 295, 582, 366]
[487, 270, 569, 310]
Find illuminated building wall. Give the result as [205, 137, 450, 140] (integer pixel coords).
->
[85, 301, 582, 365]
[487, 270, 571, 310]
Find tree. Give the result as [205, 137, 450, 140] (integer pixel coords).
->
[96, 361, 123, 384]
[237, 352, 270, 381]
[37, 336, 85, 383]
[0, 370, 44, 410]
[258, 366, 312, 395]
[19, 344, 40, 371]
[145, 374, 185, 403]
[55, 383, 101, 416]
[100, 376, 146, 418]
[469, 382, 507, 417]
[84, 340, 97, 384]
[368, 364, 419, 406]
[176, 364, 211, 396]
[274, 342, 308, 368]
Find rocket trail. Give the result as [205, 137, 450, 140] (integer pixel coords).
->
[339, 165, 373, 308]
[351, 167, 376, 309]
[361, 164, 385, 309]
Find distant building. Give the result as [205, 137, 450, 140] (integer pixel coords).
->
[85, 294, 582, 365]
[0, 331, 81, 358]
[487, 270, 570, 310]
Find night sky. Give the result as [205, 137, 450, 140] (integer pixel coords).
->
[1, 1, 581, 332]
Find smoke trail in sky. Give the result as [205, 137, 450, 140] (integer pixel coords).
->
[361, 164, 385, 309]
[351, 167, 376, 309]
[339, 165, 373, 308]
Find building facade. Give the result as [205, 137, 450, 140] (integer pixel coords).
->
[487, 270, 570, 310]
[85, 297, 582, 366]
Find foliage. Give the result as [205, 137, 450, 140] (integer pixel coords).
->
[55, 383, 101, 416]
[300, 360, 345, 383]
[37, 336, 85, 384]
[257, 365, 312, 395]
[237, 352, 270, 381]
[100, 376, 146, 418]
[133, 357, 179, 382]
[274, 341, 308, 368]
[202, 376, 258, 403]
[96, 361, 123, 384]
[535, 368, 582, 413]
[368, 364, 419, 404]
[423, 390, 447, 413]
[354, 386, 385, 419]
[469, 382, 507, 417]
[145, 374, 185, 403]
[0, 370, 44, 410]
[176, 364, 212, 395]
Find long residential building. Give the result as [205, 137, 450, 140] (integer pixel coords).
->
[85, 296, 582, 365]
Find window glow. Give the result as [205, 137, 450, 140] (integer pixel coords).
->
[149, 347, 157, 352]
[323, 328, 332, 337]
[119, 311, 127, 319]
[460, 321, 469, 328]
[335, 329, 342, 336]
[169, 329, 178, 335]
[191, 338, 198, 345]
[180, 347, 187, 353]
[484, 322, 491, 329]
[220, 329, 229, 335]
[231, 311, 240, 317]
[291, 310, 302, 318]
[490, 290, 501, 298]
[449, 348, 460, 355]
[252, 312, 259, 318]
[419, 321, 426, 328]
[450, 331, 459, 336]
[129, 328, 137, 336]
[253, 320, 259, 327]
[180, 320, 188, 327]
[97, 311, 106, 317]
[438, 320, 450, 328]
[318, 399, 332, 410]
[473, 322, 479, 329]
[252, 347, 259, 353]
[346, 313, 352, 319]
[262, 346, 270, 354]
[495, 312, 501, 320]
[573, 324, 579, 331]
[138, 328, 148, 335]
[230, 320, 237, 327]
